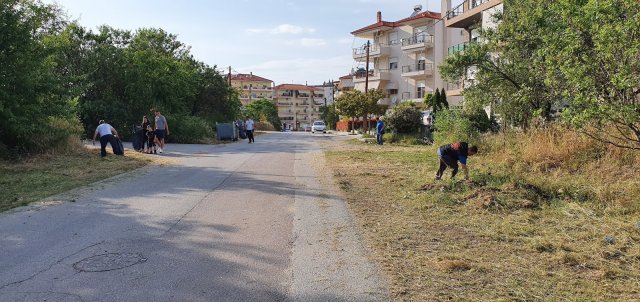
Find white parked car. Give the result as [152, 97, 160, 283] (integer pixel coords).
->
[311, 121, 326, 133]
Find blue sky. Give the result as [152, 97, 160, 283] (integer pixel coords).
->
[46, 0, 441, 85]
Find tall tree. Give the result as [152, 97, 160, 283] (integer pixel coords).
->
[0, 0, 80, 154]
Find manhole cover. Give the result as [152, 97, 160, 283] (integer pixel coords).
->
[73, 253, 147, 272]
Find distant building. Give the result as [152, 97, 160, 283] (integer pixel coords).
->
[228, 73, 274, 106]
[350, 5, 465, 107]
[273, 84, 325, 131]
[442, 0, 504, 99]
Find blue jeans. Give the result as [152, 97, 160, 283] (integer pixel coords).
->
[376, 132, 383, 145]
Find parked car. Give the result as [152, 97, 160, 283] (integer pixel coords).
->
[311, 121, 326, 133]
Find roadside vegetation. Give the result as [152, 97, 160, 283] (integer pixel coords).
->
[0, 143, 154, 213]
[326, 127, 639, 300]
[1, 0, 245, 159]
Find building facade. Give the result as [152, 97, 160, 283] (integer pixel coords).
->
[350, 5, 465, 108]
[228, 73, 274, 106]
[442, 0, 504, 97]
[273, 84, 325, 131]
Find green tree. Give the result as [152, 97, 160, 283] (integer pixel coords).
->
[321, 104, 340, 130]
[245, 99, 281, 131]
[335, 90, 363, 133]
[386, 102, 423, 134]
[0, 0, 81, 155]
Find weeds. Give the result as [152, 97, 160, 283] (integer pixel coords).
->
[325, 126, 640, 300]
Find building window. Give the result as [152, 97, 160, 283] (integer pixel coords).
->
[388, 89, 398, 95]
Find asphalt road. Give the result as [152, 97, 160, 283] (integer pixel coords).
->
[0, 132, 388, 302]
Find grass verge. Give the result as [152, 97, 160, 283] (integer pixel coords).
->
[325, 134, 640, 301]
[0, 147, 153, 212]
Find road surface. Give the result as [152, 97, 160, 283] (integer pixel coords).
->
[0, 132, 388, 302]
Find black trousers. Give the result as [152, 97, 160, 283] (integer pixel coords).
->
[99, 134, 114, 157]
[246, 130, 254, 142]
[436, 156, 459, 179]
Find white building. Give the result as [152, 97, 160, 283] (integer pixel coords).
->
[350, 5, 465, 108]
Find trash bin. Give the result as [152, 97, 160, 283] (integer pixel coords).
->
[216, 123, 238, 141]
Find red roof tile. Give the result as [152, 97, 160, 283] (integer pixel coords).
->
[274, 84, 323, 91]
[351, 11, 441, 35]
[228, 73, 273, 82]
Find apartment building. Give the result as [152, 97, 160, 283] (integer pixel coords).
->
[273, 84, 325, 131]
[336, 75, 355, 99]
[228, 73, 274, 106]
[350, 5, 464, 107]
[442, 0, 504, 97]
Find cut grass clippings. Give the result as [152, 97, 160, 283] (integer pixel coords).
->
[0, 147, 154, 212]
[325, 140, 640, 301]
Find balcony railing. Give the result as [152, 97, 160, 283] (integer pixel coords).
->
[447, 42, 475, 55]
[353, 69, 391, 82]
[446, 0, 495, 20]
[401, 34, 434, 47]
[401, 63, 434, 73]
[446, 1, 465, 19]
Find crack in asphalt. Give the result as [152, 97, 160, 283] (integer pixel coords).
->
[0, 241, 105, 291]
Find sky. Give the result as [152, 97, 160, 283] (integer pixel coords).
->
[44, 0, 442, 85]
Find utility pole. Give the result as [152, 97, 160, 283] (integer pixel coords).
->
[228, 66, 232, 86]
[364, 40, 371, 132]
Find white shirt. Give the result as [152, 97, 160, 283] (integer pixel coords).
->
[245, 119, 254, 131]
[96, 123, 113, 137]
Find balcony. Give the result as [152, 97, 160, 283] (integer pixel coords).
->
[401, 34, 434, 52]
[401, 63, 434, 78]
[445, 0, 503, 29]
[352, 44, 390, 61]
[447, 42, 475, 56]
[353, 69, 391, 83]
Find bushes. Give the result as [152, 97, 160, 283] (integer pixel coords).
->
[433, 110, 478, 145]
[254, 121, 276, 131]
[167, 115, 215, 144]
[386, 103, 423, 134]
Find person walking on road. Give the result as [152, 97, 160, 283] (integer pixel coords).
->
[376, 117, 385, 145]
[92, 120, 120, 157]
[245, 116, 255, 143]
[154, 110, 169, 153]
[435, 142, 478, 180]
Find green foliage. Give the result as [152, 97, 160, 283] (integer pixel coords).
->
[1, 0, 240, 152]
[382, 133, 422, 145]
[167, 115, 215, 144]
[433, 110, 478, 145]
[0, 0, 80, 156]
[321, 104, 339, 130]
[245, 99, 281, 131]
[335, 89, 387, 132]
[439, 0, 640, 150]
[425, 88, 449, 115]
[386, 102, 423, 134]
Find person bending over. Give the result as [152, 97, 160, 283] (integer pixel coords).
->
[435, 142, 478, 180]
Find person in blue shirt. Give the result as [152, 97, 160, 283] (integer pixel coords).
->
[376, 117, 385, 145]
[435, 142, 478, 180]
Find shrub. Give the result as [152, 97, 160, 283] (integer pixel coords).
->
[387, 103, 423, 134]
[433, 110, 478, 145]
[167, 115, 215, 144]
[254, 121, 275, 131]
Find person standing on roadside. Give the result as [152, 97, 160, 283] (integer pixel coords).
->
[376, 117, 385, 145]
[92, 120, 120, 157]
[245, 116, 255, 143]
[154, 110, 169, 153]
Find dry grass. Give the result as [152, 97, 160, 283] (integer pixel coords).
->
[325, 129, 640, 301]
[0, 144, 154, 212]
